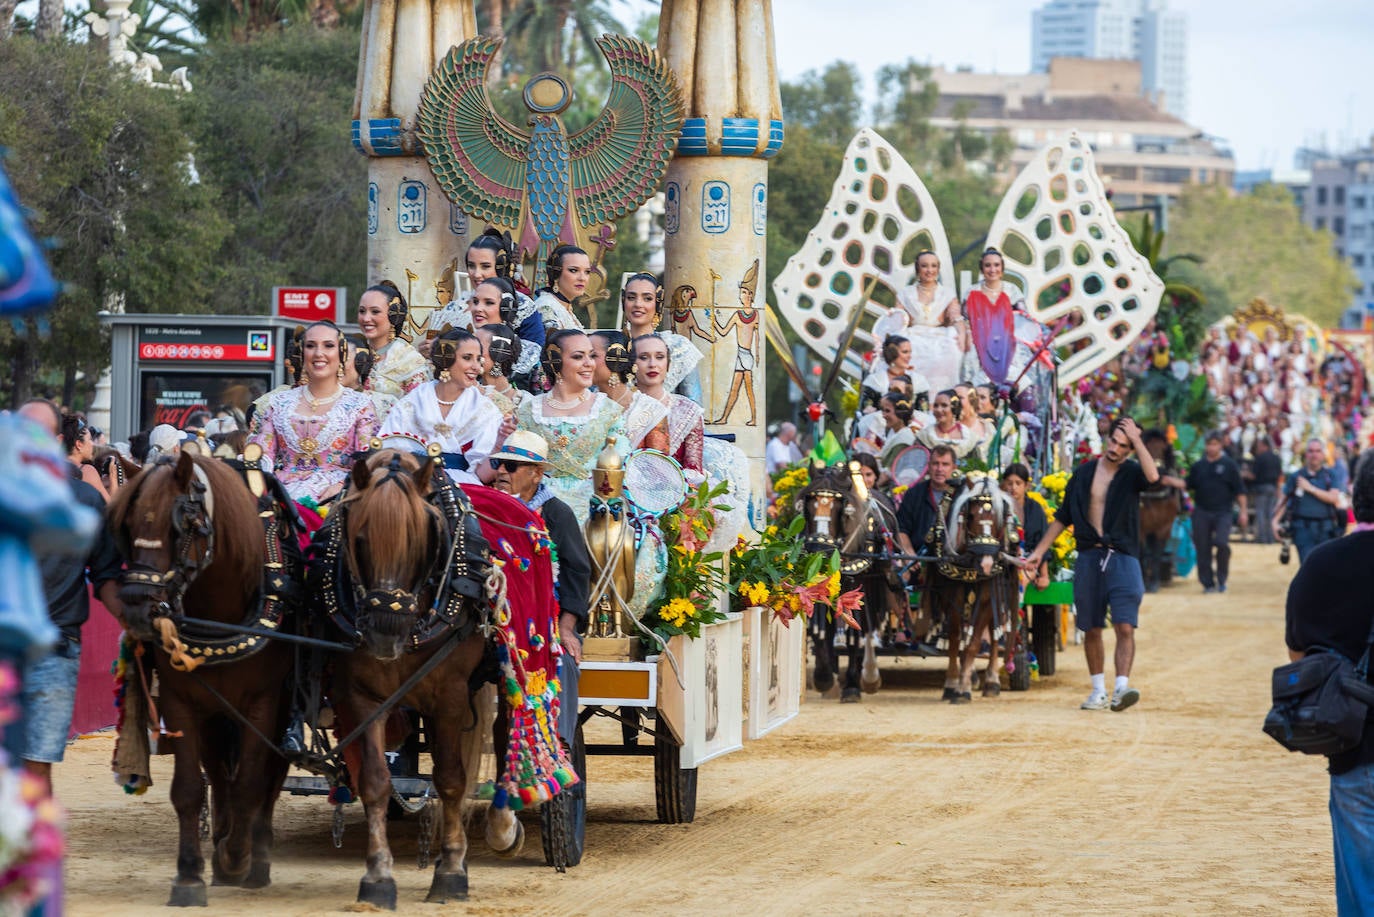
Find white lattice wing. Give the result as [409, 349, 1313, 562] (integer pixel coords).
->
[772, 128, 954, 380]
[986, 133, 1162, 385]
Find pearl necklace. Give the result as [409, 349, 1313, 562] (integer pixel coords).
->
[304, 386, 344, 408]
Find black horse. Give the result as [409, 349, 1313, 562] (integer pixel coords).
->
[795, 461, 902, 702]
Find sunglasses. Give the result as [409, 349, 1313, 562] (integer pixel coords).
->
[489, 458, 535, 472]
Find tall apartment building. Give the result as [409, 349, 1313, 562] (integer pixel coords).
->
[1031, 0, 1188, 119]
[1304, 147, 1374, 315]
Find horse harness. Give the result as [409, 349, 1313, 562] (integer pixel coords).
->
[119, 458, 302, 668]
[311, 457, 492, 651]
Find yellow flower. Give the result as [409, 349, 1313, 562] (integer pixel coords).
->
[741, 581, 770, 606]
[765, 525, 778, 537]
[661, 597, 697, 629]
[826, 572, 841, 602]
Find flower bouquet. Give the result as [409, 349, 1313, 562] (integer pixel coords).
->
[1029, 472, 1077, 582]
[729, 516, 863, 628]
[0, 662, 64, 915]
[766, 464, 809, 527]
[640, 481, 731, 644]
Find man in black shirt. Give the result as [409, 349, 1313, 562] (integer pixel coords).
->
[1186, 431, 1246, 593]
[1247, 436, 1282, 545]
[12, 401, 124, 796]
[488, 431, 589, 749]
[895, 444, 958, 560]
[1273, 439, 1343, 563]
[1024, 418, 1182, 712]
[1285, 452, 1374, 912]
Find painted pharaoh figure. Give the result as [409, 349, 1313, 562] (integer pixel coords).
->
[712, 259, 761, 427]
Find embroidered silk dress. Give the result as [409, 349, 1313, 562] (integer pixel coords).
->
[533, 290, 583, 333]
[248, 387, 378, 504]
[872, 282, 962, 394]
[658, 331, 704, 402]
[363, 339, 431, 424]
[620, 393, 669, 450]
[661, 394, 705, 486]
[482, 381, 526, 417]
[515, 393, 626, 527]
[962, 280, 1027, 385]
[381, 384, 501, 485]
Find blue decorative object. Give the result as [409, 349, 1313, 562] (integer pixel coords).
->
[677, 118, 785, 158]
[751, 183, 767, 236]
[351, 119, 405, 156]
[397, 180, 426, 234]
[701, 181, 730, 234]
[0, 159, 59, 316]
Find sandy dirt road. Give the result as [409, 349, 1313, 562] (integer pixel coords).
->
[58, 544, 1337, 915]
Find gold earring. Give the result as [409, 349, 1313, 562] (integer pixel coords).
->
[337, 365, 345, 381]
[389, 327, 396, 342]
[440, 369, 451, 383]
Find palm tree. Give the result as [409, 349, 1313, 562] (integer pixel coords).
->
[1125, 213, 1207, 357]
[500, 0, 623, 75]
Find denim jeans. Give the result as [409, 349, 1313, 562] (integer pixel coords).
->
[1330, 763, 1374, 915]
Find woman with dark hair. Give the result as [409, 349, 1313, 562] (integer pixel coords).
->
[422, 229, 546, 383]
[475, 323, 525, 415]
[356, 280, 431, 423]
[515, 329, 627, 525]
[861, 336, 929, 410]
[871, 249, 965, 393]
[591, 329, 667, 450]
[381, 327, 506, 485]
[963, 247, 1027, 385]
[533, 244, 591, 332]
[621, 272, 703, 401]
[877, 390, 919, 468]
[914, 389, 977, 459]
[1001, 462, 1049, 589]
[248, 320, 378, 508]
[632, 333, 705, 485]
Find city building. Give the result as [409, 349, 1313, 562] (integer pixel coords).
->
[925, 59, 1233, 207]
[1232, 168, 1311, 211]
[1031, 0, 1188, 119]
[1303, 145, 1374, 315]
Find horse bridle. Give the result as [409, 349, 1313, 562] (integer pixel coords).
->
[121, 459, 217, 620]
[798, 476, 873, 576]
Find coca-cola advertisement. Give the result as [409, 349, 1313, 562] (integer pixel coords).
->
[138, 371, 271, 431]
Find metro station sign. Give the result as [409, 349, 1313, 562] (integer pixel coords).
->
[274, 286, 347, 324]
[138, 324, 275, 361]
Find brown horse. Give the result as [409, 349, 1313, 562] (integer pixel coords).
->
[927, 474, 1020, 703]
[108, 451, 298, 906]
[321, 449, 522, 909]
[1139, 429, 1181, 592]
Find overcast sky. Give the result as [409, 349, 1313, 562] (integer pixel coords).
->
[629, 0, 1373, 173]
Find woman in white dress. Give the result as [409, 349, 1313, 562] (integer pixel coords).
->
[381, 328, 508, 485]
[914, 389, 980, 461]
[356, 282, 431, 423]
[631, 333, 706, 486]
[421, 230, 546, 386]
[532, 244, 589, 332]
[515, 329, 627, 526]
[248, 321, 378, 513]
[590, 329, 666, 449]
[871, 250, 965, 394]
[621, 272, 704, 402]
[861, 336, 932, 410]
[474, 323, 526, 417]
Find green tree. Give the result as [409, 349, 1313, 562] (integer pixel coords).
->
[1169, 183, 1359, 328]
[779, 62, 863, 149]
[873, 59, 939, 166]
[0, 37, 229, 408]
[187, 25, 367, 316]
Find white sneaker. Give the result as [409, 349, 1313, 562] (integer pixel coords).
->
[1111, 687, 1140, 711]
[1080, 692, 1109, 710]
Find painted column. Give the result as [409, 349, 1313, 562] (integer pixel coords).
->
[658, 0, 782, 522]
[353, 0, 476, 333]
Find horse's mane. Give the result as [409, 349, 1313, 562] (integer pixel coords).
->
[343, 450, 439, 587]
[945, 476, 1013, 557]
[107, 454, 264, 589]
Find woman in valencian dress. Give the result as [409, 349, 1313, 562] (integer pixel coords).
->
[532, 245, 590, 332]
[591, 329, 666, 449]
[248, 321, 378, 514]
[381, 327, 510, 485]
[515, 329, 627, 527]
[356, 281, 430, 423]
[962, 247, 1027, 386]
[474, 323, 526, 416]
[871, 249, 965, 395]
[631, 333, 705, 487]
[620, 272, 704, 402]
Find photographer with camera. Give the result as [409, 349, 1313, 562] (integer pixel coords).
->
[1284, 451, 1374, 912]
[1273, 439, 1345, 564]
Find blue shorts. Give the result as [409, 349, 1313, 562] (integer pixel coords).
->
[1073, 549, 1143, 631]
[20, 647, 81, 764]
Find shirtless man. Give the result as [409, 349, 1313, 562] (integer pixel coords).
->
[712, 259, 760, 426]
[1023, 417, 1185, 711]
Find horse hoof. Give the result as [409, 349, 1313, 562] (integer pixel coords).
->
[210, 867, 246, 888]
[950, 692, 972, 705]
[167, 882, 208, 907]
[243, 861, 271, 890]
[861, 678, 881, 694]
[425, 870, 469, 903]
[840, 687, 861, 703]
[940, 687, 957, 702]
[357, 877, 398, 910]
[813, 668, 835, 694]
[982, 683, 1001, 698]
[488, 817, 525, 858]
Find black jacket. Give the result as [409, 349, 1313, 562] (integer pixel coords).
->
[41, 465, 122, 643]
[896, 479, 955, 555]
[537, 493, 590, 633]
[1055, 458, 1151, 557]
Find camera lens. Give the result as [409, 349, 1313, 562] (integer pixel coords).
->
[1279, 544, 1291, 565]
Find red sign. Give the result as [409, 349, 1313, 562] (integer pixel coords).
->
[137, 325, 274, 361]
[274, 286, 345, 323]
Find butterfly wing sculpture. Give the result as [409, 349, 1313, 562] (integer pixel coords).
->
[773, 129, 1162, 387]
[417, 34, 684, 291]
